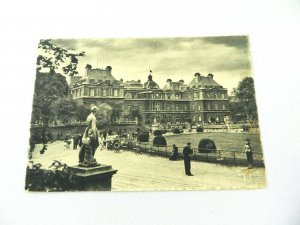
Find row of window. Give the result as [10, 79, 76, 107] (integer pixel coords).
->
[72, 88, 122, 97]
[151, 114, 223, 123]
[72, 88, 227, 101]
[127, 102, 227, 111]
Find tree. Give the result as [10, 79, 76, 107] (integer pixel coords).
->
[31, 39, 85, 128]
[95, 103, 113, 127]
[31, 72, 69, 126]
[109, 102, 123, 122]
[50, 97, 77, 124]
[75, 104, 90, 124]
[230, 77, 258, 122]
[37, 39, 85, 76]
[129, 108, 144, 124]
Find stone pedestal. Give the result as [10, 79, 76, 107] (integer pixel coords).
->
[69, 164, 118, 191]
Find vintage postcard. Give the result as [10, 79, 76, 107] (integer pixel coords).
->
[26, 36, 266, 192]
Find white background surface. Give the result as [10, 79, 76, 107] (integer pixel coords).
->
[0, 1, 300, 225]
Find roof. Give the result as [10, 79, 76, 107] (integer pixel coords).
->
[70, 76, 82, 87]
[144, 74, 160, 89]
[144, 80, 159, 89]
[188, 75, 222, 89]
[124, 80, 143, 89]
[162, 81, 187, 91]
[86, 68, 117, 83]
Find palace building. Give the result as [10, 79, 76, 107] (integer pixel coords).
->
[70, 64, 230, 125]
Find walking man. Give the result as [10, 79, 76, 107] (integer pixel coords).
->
[183, 142, 193, 176]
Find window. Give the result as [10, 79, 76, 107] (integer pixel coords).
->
[166, 105, 170, 111]
[113, 89, 119, 97]
[175, 104, 179, 111]
[175, 94, 179, 100]
[175, 116, 180, 123]
[198, 115, 202, 122]
[167, 95, 171, 99]
[90, 88, 95, 96]
[103, 89, 107, 96]
[192, 115, 196, 122]
[207, 103, 211, 110]
[198, 104, 201, 110]
[192, 104, 195, 110]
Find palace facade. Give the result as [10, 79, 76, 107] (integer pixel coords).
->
[70, 64, 230, 125]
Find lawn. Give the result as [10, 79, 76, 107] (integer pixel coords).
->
[163, 132, 263, 152]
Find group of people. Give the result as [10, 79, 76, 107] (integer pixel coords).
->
[169, 142, 194, 176]
[53, 105, 256, 172]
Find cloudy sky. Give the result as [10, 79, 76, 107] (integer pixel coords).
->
[53, 36, 253, 93]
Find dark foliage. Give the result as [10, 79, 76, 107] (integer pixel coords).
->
[25, 162, 80, 192]
[198, 139, 217, 153]
[137, 132, 149, 142]
[230, 77, 258, 122]
[172, 128, 181, 134]
[31, 72, 69, 126]
[37, 39, 85, 76]
[153, 136, 167, 146]
[153, 130, 163, 136]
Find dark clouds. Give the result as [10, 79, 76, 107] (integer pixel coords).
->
[49, 36, 253, 91]
[202, 35, 249, 49]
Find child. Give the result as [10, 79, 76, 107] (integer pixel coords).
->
[245, 139, 253, 169]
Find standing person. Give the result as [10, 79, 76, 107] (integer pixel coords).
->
[103, 130, 107, 141]
[183, 142, 193, 176]
[245, 139, 253, 169]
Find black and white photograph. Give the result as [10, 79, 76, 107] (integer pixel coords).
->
[26, 36, 266, 191]
[1, 1, 300, 224]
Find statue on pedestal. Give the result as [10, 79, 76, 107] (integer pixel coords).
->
[78, 106, 100, 167]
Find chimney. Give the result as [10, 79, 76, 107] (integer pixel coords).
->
[137, 79, 141, 83]
[207, 73, 214, 78]
[194, 72, 201, 78]
[166, 79, 172, 83]
[148, 74, 153, 81]
[105, 66, 112, 75]
[85, 64, 92, 76]
[120, 78, 123, 83]
[178, 79, 184, 83]
[194, 72, 201, 82]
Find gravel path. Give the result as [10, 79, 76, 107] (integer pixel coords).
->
[29, 141, 266, 191]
